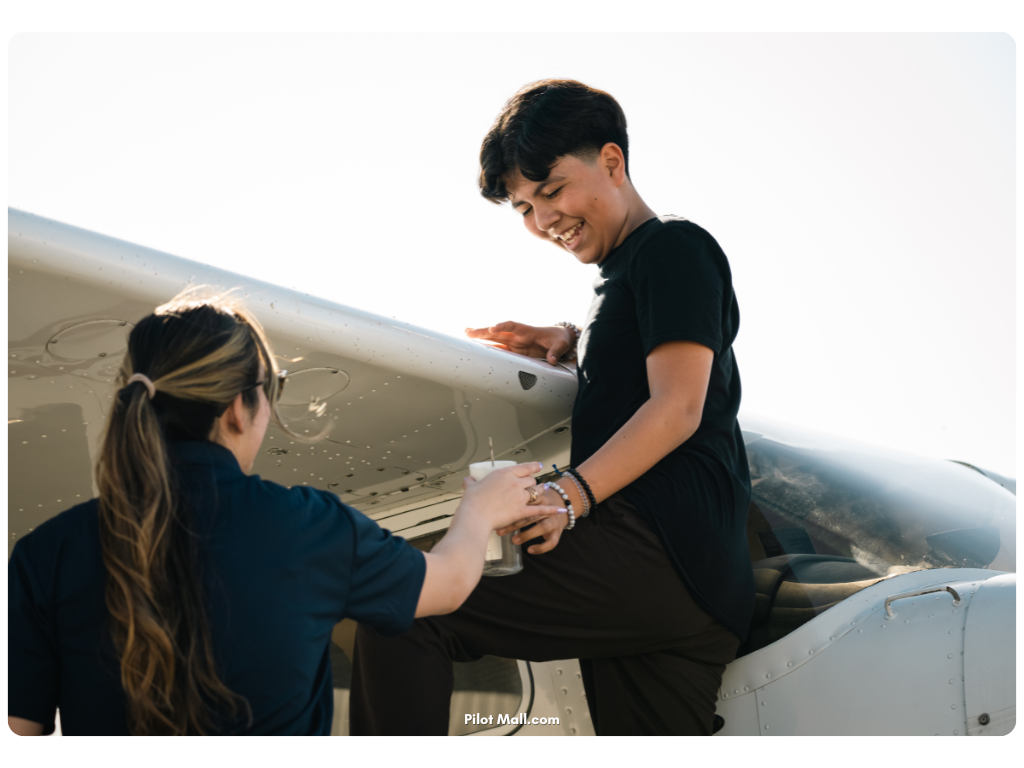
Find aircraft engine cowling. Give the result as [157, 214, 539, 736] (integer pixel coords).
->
[963, 573, 1015, 735]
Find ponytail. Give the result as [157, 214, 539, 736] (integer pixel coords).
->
[98, 373, 245, 734]
[96, 288, 315, 735]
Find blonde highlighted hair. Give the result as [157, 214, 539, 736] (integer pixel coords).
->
[97, 287, 319, 735]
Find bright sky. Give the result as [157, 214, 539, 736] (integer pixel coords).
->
[8, 31, 1016, 477]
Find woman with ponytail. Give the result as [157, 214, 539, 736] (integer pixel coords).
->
[9, 289, 564, 735]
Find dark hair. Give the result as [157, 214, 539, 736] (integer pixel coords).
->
[478, 79, 630, 203]
[97, 287, 306, 735]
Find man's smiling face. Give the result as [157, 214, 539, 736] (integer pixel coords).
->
[507, 145, 631, 266]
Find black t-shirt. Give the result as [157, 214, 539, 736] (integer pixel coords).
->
[571, 216, 754, 641]
[8, 440, 425, 735]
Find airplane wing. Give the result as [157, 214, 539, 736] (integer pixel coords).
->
[8, 207, 577, 556]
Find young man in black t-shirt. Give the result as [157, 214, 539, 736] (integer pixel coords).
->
[351, 79, 754, 736]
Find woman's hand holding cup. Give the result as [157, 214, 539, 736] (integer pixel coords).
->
[460, 462, 566, 532]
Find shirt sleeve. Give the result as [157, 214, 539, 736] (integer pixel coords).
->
[342, 505, 426, 637]
[628, 225, 728, 356]
[8, 539, 59, 734]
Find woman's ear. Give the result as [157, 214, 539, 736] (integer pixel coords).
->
[220, 392, 249, 436]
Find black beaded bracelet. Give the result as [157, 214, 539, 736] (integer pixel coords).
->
[566, 467, 597, 511]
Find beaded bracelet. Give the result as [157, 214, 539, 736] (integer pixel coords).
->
[566, 467, 597, 512]
[547, 481, 575, 530]
[555, 321, 581, 340]
[562, 472, 590, 518]
[554, 322, 581, 363]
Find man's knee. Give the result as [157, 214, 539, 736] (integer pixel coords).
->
[354, 615, 470, 668]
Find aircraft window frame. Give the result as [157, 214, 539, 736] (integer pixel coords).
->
[456, 661, 535, 737]
[743, 423, 1015, 573]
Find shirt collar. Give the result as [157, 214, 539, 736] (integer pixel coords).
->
[168, 440, 244, 475]
[600, 216, 659, 274]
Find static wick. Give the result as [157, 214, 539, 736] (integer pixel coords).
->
[489, 437, 495, 467]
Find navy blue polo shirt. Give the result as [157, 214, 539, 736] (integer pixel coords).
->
[8, 440, 425, 735]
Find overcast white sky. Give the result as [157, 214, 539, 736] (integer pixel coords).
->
[8, 31, 1016, 477]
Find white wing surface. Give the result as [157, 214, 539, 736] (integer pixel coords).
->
[8, 208, 576, 555]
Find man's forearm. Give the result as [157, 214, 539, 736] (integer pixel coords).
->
[573, 398, 700, 508]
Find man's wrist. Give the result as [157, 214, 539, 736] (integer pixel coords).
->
[545, 482, 583, 519]
[566, 483, 584, 516]
[553, 321, 580, 346]
[553, 322, 580, 361]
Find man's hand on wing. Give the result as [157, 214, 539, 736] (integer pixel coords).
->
[465, 322, 574, 365]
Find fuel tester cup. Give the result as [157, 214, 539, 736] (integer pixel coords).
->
[468, 461, 524, 577]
